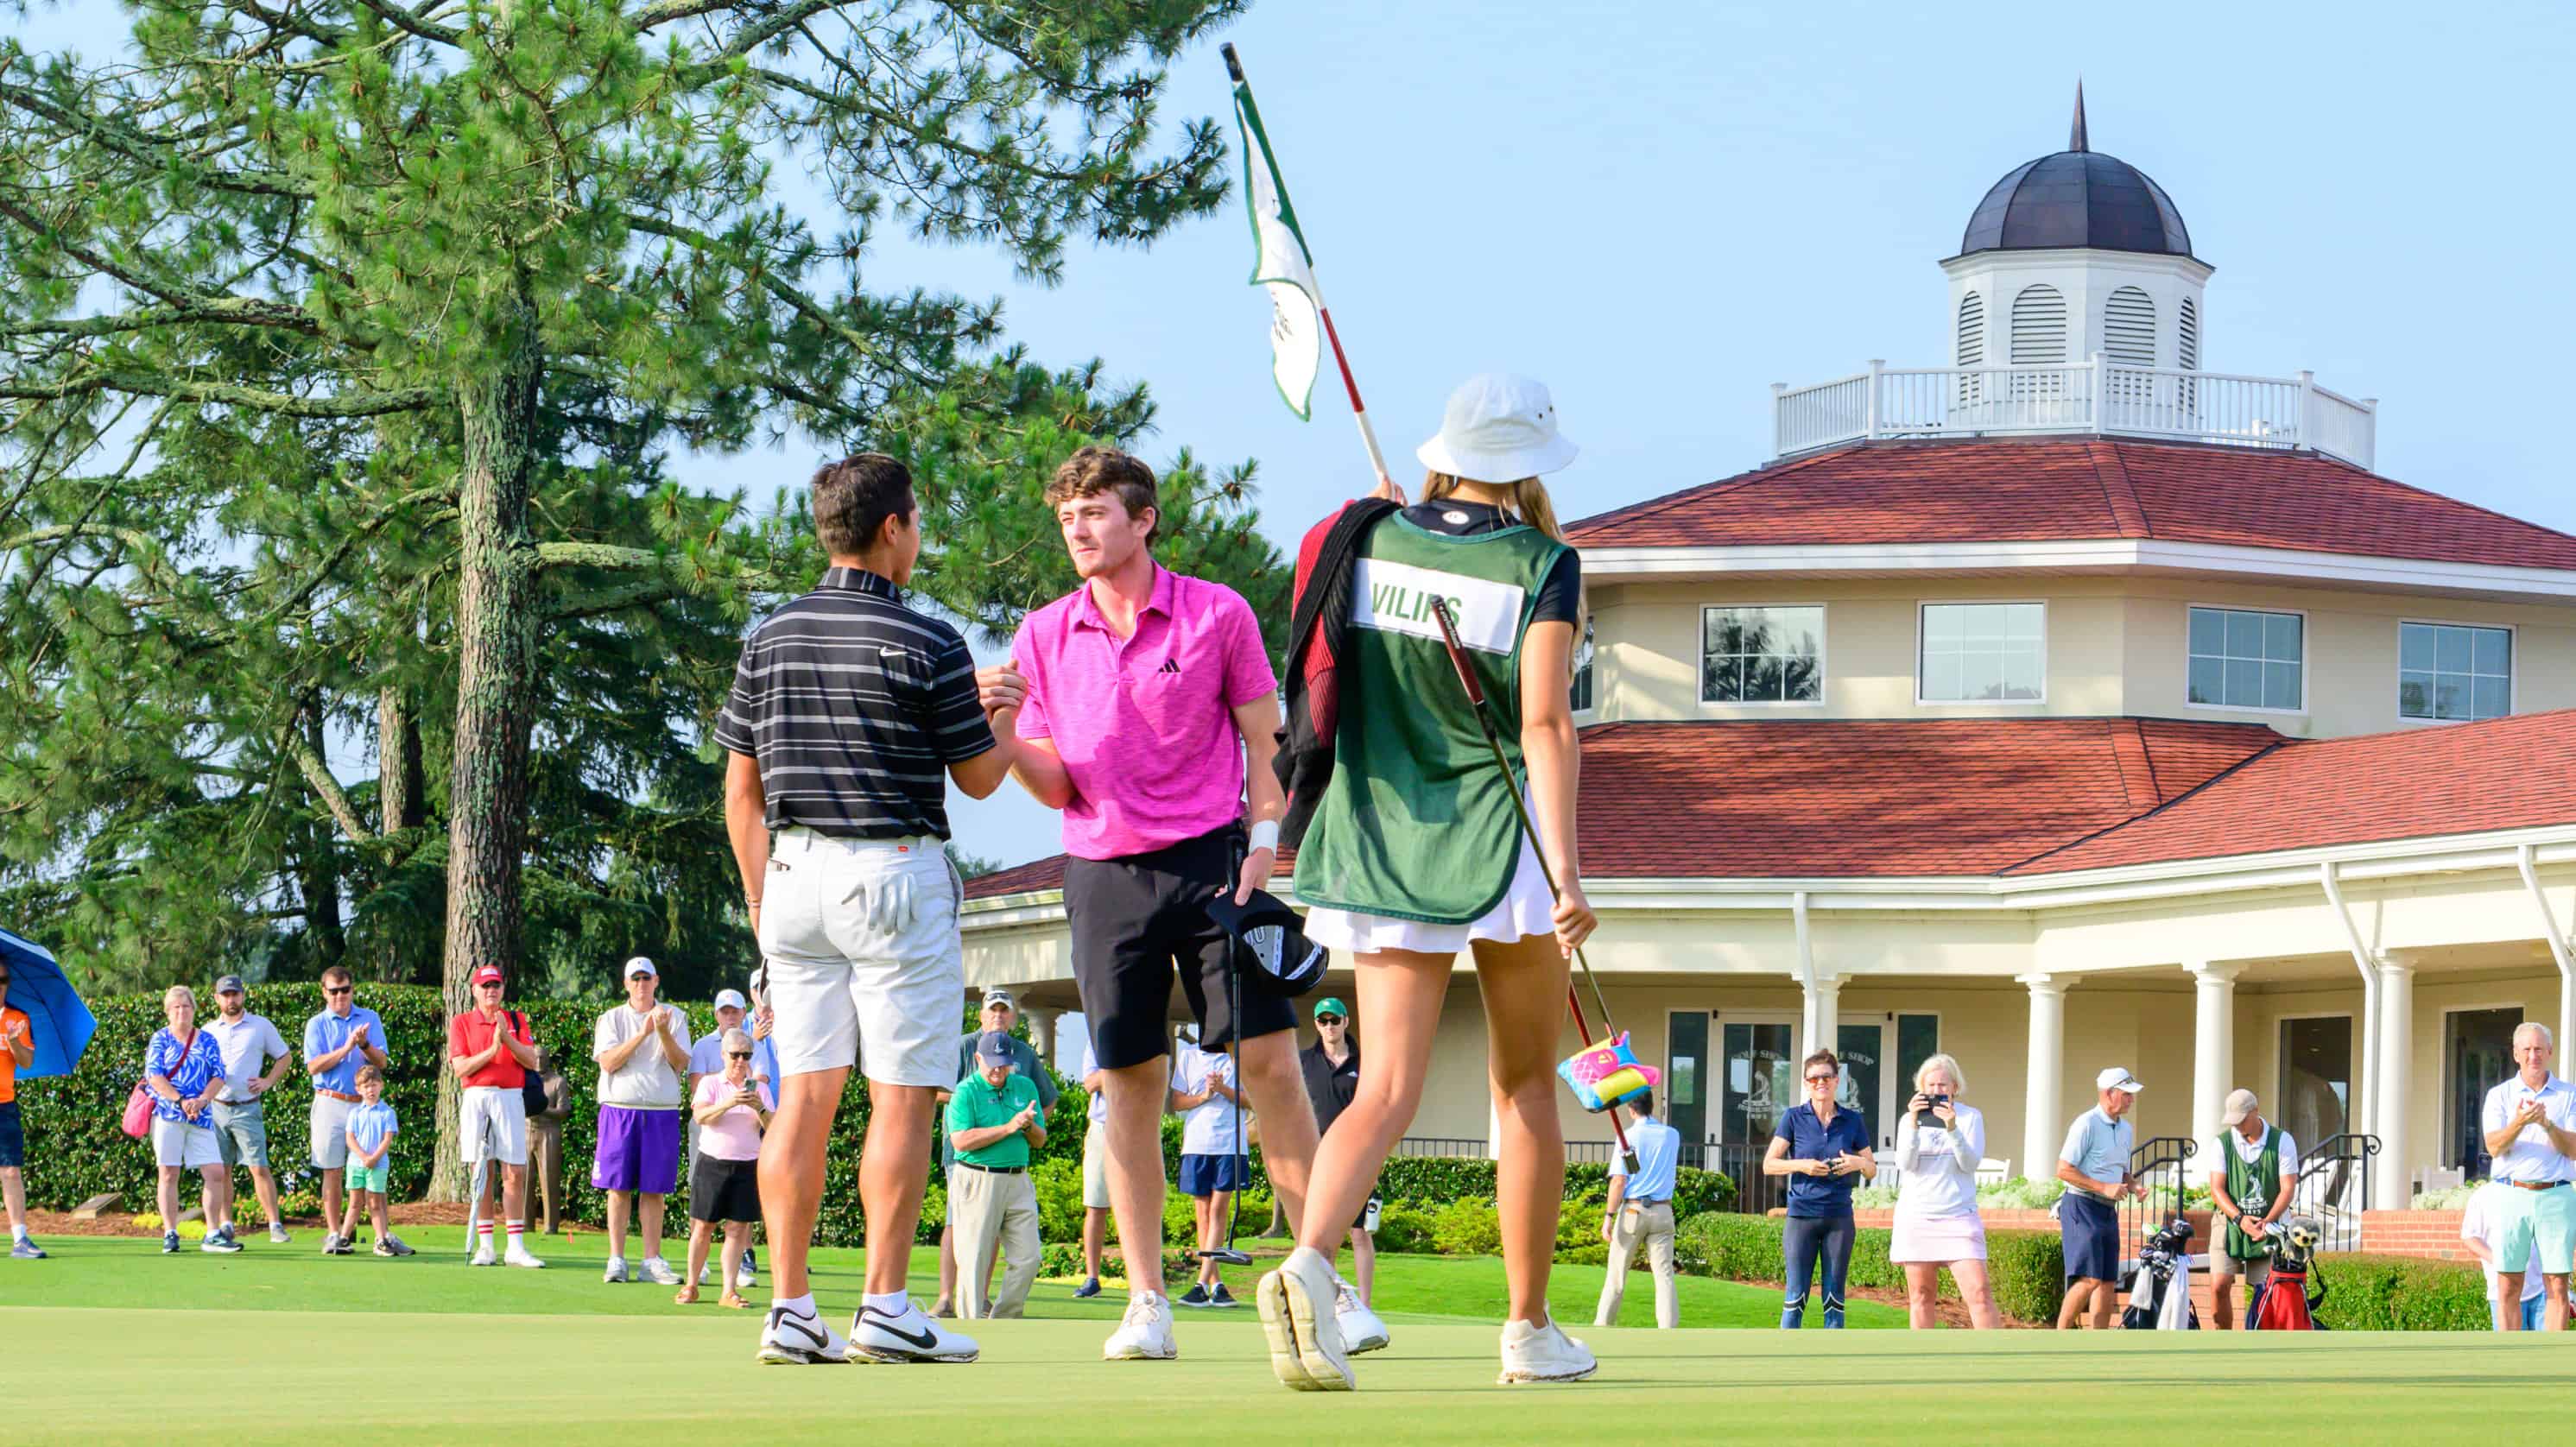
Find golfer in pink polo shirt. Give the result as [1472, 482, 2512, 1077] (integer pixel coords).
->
[977, 445, 1343, 1363]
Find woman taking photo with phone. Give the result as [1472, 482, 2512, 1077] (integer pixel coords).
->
[1258, 374, 1595, 1393]
[1891, 1053, 2002, 1328]
[1763, 1048, 1872, 1328]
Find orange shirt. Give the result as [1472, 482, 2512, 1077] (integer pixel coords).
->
[0, 1007, 29, 1104]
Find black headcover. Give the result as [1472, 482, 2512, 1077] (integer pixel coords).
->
[1205, 888, 1330, 997]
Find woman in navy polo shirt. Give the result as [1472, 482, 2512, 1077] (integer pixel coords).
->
[1763, 1048, 1874, 1328]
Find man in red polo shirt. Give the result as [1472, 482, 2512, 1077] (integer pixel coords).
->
[978, 445, 1338, 1363]
[446, 966, 545, 1267]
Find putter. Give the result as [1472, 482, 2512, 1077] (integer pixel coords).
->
[1427, 597, 1642, 1176]
[463, 1105, 496, 1255]
[1197, 837, 1256, 1269]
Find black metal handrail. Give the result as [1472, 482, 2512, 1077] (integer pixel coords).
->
[1390, 1135, 1490, 1159]
[2286, 1132, 2379, 1252]
[2121, 1134, 2197, 1262]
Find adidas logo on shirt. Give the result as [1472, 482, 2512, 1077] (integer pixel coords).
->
[1157, 659, 1181, 674]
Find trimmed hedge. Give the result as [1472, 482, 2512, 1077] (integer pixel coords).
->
[1674, 1211, 2066, 1325]
[1374, 1155, 1735, 1218]
[2307, 1254, 2491, 1330]
[16, 983, 1085, 1249]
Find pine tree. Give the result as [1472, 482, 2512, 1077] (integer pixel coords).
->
[2, 0, 1269, 1192]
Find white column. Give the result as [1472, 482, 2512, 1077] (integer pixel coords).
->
[1027, 1008, 1057, 1071]
[2375, 960, 2415, 1208]
[1799, 975, 1843, 1066]
[2188, 963, 2244, 1183]
[2019, 973, 2069, 1183]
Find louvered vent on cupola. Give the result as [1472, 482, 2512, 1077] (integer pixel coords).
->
[2104, 287, 2155, 365]
[2010, 284, 2066, 364]
[2178, 296, 2199, 370]
[1956, 292, 1984, 367]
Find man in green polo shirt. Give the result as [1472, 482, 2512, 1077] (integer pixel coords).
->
[947, 1031, 1047, 1319]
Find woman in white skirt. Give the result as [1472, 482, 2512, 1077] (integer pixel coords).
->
[1257, 375, 1597, 1391]
[1890, 1053, 2001, 1328]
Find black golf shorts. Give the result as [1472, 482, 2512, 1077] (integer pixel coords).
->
[1067, 824, 1295, 1071]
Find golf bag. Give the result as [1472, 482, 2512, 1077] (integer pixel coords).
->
[2249, 1216, 2328, 1330]
[2121, 1216, 2199, 1330]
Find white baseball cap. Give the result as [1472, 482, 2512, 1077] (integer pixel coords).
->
[623, 956, 658, 980]
[1415, 374, 1579, 484]
[713, 989, 749, 1012]
[981, 988, 1016, 1011]
[2097, 1066, 2144, 1093]
[2221, 1088, 2258, 1125]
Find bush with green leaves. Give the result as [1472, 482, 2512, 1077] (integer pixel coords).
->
[1672, 1211, 2069, 1324]
[1372, 1155, 1733, 1217]
[1431, 1197, 1504, 1256]
[2409, 1184, 2481, 1210]
[1978, 1177, 2066, 1210]
[1373, 1202, 1437, 1254]
[2308, 1254, 2491, 1330]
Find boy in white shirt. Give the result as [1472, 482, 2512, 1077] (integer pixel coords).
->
[2461, 1179, 2548, 1330]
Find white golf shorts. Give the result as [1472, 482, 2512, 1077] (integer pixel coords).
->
[1082, 1122, 1112, 1210]
[150, 1115, 222, 1170]
[459, 1085, 530, 1166]
[757, 830, 963, 1090]
[309, 1092, 356, 1169]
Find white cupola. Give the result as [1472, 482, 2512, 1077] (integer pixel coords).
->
[1940, 85, 2212, 376]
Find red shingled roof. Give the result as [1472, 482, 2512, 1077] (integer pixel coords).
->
[1566, 438, 2576, 571]
[2007, 711, 2576, 874]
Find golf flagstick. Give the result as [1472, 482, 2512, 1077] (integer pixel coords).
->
[1427, 597, 1641, 1177]
[1199, 837, 1255, 1269]
[1221, 42, 1398, 496]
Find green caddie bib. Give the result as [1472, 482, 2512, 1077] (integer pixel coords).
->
[2224, 1125, 2283, 1261]
[1292, 515, 1566, 925]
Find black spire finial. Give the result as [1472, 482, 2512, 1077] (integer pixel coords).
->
[2070, 79, 2089, 153]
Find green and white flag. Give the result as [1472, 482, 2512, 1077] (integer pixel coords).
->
[1231, 76, 1322, 420]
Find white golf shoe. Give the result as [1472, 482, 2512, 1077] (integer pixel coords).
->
[851, 1299, 979, 1363]
[504, 1244, 547, 1269]
[1497, 1317, 1598, 1385]
[1257, 1246, 1352, 1391]
[603, 1255, 629, 1283]
[636, 1256, 681, 1286]
[470, 1242, 498, 1267]
[756, 1304, 850, 1365]
[1103, 1290, 1177, 1360]
[1336, 1279, 1391, 1355]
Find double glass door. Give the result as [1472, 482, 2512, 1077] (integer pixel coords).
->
[1671, 1010, 1929, 1210]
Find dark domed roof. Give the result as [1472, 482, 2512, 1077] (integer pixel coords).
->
[1958, 149, 2193, 259]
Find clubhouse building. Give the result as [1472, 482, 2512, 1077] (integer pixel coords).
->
[959, 99, 2576, 1222]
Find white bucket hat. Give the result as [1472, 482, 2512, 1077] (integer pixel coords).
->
[1415, 373, 1579, 484]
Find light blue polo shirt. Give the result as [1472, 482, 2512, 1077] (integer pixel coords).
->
[691, 1029, 780, 1087]
[1612, 1115, 1680, 1203]
[2060, 1105, 2135, 1187]
[346, 1101, 399, 1159]
[303, 1005, 385, 1096]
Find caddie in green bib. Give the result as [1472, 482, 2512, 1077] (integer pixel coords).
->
[1293, 515, 1566, 924]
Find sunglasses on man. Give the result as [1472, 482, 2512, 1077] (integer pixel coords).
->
[1314, 1015, 1345, 1027]
[727, 1051, 754, 1061]
[326, 986, 352, 996]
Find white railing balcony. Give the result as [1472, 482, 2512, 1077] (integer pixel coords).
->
[1772, 356, 2377, 471]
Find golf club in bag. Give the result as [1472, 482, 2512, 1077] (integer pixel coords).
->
[1198, 836, 1256, 1269]
[2120, 1216, 2199, 1329]
[2248, 1215, 2328, 1330]
[1426, 597, 1642, 1177]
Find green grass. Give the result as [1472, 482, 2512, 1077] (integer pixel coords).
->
[0, 1227, 1889, 1328]
[3, 1231, 2559, 1444]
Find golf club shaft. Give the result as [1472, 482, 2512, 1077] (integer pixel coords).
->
[1426, 598, 1640, 1174]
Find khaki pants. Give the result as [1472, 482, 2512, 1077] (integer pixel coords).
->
[953, 1165, 1040, 1320]
[1596, 1200, 1678, 1329]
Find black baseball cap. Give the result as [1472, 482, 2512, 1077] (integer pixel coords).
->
[1205, 889, 1329, 997]
[975, 1030, 1014, 1065]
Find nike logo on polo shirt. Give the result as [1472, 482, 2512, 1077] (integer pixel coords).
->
[863, 1311, 940, 1350]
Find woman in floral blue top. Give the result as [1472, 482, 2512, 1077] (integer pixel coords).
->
[144, 984, 238, 1255]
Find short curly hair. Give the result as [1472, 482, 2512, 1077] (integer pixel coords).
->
[812, 452, 916, 558]
[1045, 446, 1160, 546]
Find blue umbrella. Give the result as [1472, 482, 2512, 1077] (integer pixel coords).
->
[1, 927, 96, 1078]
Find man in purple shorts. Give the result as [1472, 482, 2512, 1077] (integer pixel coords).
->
[591, 956, 691, 1286]
[979, 446, 1377, 1362]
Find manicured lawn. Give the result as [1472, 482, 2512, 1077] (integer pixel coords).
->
[0, 1227, 1887, 1328]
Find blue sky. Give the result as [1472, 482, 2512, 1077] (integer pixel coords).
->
[22, 2, 2576, 875]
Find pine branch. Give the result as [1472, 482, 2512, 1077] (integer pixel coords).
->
[280, 720, 377, 844]
[1, 372, 436, 419]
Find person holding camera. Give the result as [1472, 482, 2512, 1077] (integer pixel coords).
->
[2206, 1087, 2295, 1330]
[1593, 1090, 1680, 1330]
[2054, 1066, 2147, 1330]
[946, 1030, 1047, 1319]
[1763, 1048, 1873, 1328]
[1891, 1053, 2000, 1329]
[680, 1027, 773, 1307]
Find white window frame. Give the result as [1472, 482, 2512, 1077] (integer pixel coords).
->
[2439, 1002, 2535, 1168]
[2266, 1009, 2357, 1135]
[2181, 602, 2310, 717]
[1569, 617, 1598, 719]
[1914, 599, 2048, 707]
[1698, 603, 1828, 710]
[2395, 617, 2517, 726]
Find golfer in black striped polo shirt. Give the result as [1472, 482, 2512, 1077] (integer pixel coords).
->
[718, 452, 1022, 1367]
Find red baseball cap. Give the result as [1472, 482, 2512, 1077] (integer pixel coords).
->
[472, 965, 504, 985]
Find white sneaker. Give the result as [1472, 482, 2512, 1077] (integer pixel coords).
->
[471, 1242, 498, 1267]
[1336, 1279, 1391, 1355]
[756, 1304, 850, 1365]
[1103, 1291, 1177, 1361]
[851, 1299, 979, 1362]
[603, 1255, 629, 1283]
[737, 1262, 758, 1290]
[268, 1223, 292, 1245]
[636, 1256, 681, 1286]
[1257, 1246, 1352, 1391]
[504, 1244, 547, 1269]
[700, 1263, 717, 1286]
[1497, 1317, 1598, 1385]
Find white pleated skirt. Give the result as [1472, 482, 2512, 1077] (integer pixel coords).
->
[1303, 832, 1556, 957]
